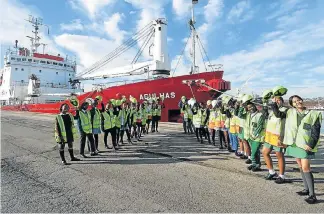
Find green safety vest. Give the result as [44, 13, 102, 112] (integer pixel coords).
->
[55, 113, 77, 143]
[102, 111, 116, 130]
[244, 112, 251, 140]
[283, 109, 322, 152]
[155, 105, 162, 116]
[115, 109, 129, 128]
[193, 108, 207, 127]
[265, 107, 287, 146]
[135, 109, 142, 123]
[229, 108, 238, 134]
[142, 109, 147, 125]
[248, 111, 265, 142]
[93, 108, 101, 129]
[79, 110, 92, 134]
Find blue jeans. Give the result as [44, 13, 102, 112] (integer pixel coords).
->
[229, 133, 238, 151]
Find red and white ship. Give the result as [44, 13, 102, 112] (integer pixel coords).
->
[1, 0, 230, 122]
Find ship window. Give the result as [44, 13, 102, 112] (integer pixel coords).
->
[159, 27, 161, 31]
[53, 62, 58, 65]
[11, 57, 16, 60]
[40, 60, 46, 63]
[15, 68, 18, 71]
[33, 60, 39, 63]
[39, 70, 42, 73]
[21, 80, 24, 83]
[64, 64, 66, 67]
[28, 59, 32, 62]
[17, 58, 21, 61]
[47, 61, 51, 64]
[56, 72, 58, 75]
[21, 68, 24, 71]
[69, 73, 70, 76]
[67, 65, 70, 67]
[22, 58, 26, 61]
[58, 63, 63, 66]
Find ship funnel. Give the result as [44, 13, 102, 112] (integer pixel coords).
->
[151, 18, 171, 77]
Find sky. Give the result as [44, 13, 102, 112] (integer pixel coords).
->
[0, 0, 324, 98]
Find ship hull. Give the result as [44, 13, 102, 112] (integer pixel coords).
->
[1, 71, 230, 122]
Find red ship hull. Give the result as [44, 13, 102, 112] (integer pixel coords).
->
[1, 71, 230, 122]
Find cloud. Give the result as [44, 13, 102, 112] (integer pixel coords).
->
[266, 0, 306, 21]
[69, 0, 116, 19]
[209, 19, 324, 98]
[60, 19, 84, 31]
[227, 0, 254, 23]
[262, 30, 284, 40]
[54, 34, 137, 73]
[276, 9, 306, 28]
[204, 0, 224, 24]
[309, 65, 324, 74]
[103, 13, 127, 44]
[0, 0, 61, 55]
[172, 0, 191, 19]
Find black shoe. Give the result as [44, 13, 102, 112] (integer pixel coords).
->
[219, 146, 224, 149]
[62, 161, 70, 165]
[305, 195, 317, 204]
[235, 151, 241, 157]
[247, 165, 254, 170]
[296, 189, 309, 196]
[274, 176, 286, 184]
[200, 139, 203, 144]
[265, 173, 278, 180]
[245, 159, 252, 164]
[71, 157, 80, 161]
[251, 166, 262, 172]
[240, 155, 247, 159]
[80, 154, 87, 158]
[208, 140, 212, 144]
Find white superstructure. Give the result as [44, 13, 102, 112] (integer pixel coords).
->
[0, 16, 83, 105]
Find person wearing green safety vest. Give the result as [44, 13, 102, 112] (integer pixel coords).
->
[181, 99, 194, 134]
[224, 98, 239, 153]
[238, 95, 252, 164]
[101, 102, 118, 150]
[235, 94, 247, 157]
[192, 102, 208, 144]
[141, 103, 147, 135]
[245, 100, 267, 172]
[282, 95, 322, 204]
[118, 102, 133, 144]
[151, 98, 165, 132]
[145, 103, 153, 134]
[129, 103, 137, 141]
[262, 96, 288, 184]
[77, 101, 97, 157]
[55, 103, 80, 165]
[134, 103, 143, 141]
[89, 98, 104, 153]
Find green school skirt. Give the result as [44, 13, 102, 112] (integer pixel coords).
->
[286, 144, 315, 159]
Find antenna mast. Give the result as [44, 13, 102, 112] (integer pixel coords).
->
[190, 0, 198, 74]
[26, 15, 44, 54]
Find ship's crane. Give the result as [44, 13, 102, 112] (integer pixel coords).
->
[71, 19, 171, 87]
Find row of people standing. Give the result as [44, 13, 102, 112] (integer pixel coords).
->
[179, 86, 322, 204]
[54, 95, 165, 164]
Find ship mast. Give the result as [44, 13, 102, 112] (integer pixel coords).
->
[190, 0, 198, 74]
[26, 15, 48, 54]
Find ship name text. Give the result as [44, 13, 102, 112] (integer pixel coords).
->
[139, 92, 176, 100]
